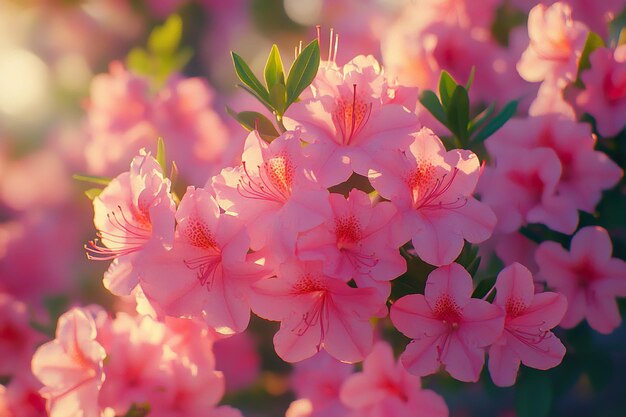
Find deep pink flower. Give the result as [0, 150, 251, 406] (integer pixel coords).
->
[213, 332, 261, 391]
[212, 130, 330, 262]
[0, 375, 46, 417]
[369, 127, 496, 266]
[284, 55, 420, 187]
[576, 45, 626, 137]
[479, 146, 578, 234]
[517, 2, 588, 86]
[139, 186, 265, 334]
[536, 226, 626, 334]
[87, 149, 176, 295]
[250, 260, 386, 363]
[340, 341, 448, 417]
[288, 351, 353, 417]
[296, 189, 406, 297]
[31, 308, 106, 417]
[485, 115, 622, 213]
[488, 263, 567, 387]
[391, 263, 504, 382]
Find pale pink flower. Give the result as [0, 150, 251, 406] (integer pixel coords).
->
[340, 341, 448, 417]
[289, 351, 353, 417]
[369, 127, 496, 266]
[250, 260, 386, 363]
[391, 263, 504, 382]
[212, 130, 330, 261]
[139, 186, 265, 334]
[479, 147, 578, 234]
[576, 45, 626, 138]
[0, 293, 43, 377]
[284, 55, 420, 187]
[87, 149, 176, 296]
[31, 308, 106, 417]
[0, 375, 46, 417]
[488, 263, 567, 387]
[517, 2, 588, 86]
[485, 115, 623, 213]
[536, 226, 626, 334]
[296, 189, 406, 297]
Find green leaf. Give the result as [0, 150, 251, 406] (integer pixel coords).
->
[72, 174, 112, 186]
[156, 137, 167, 173]
[286, 39, 320, 107]
[515, 370, 552, 417]
[471, 100, 518, 144]
[446, 85, 470, 143]
[438, 70, 458, 108]
[148, 14, 183, 56]
[472, 275, 496, 299]
[126, 48, 152, 76]
[468, 104, 495, 136]
[575, 32, 605, 87]
[264, 44, 285, 91]
[85, 188, 103, 200]
[619, 28, 626, 46]
[465, 66, 476, 91]
[226, 107, 280, 142]
[118, 403, 151, 417]
[232, 52, 271, 105]
[269, 83, 287, 116]
[419, 90, 447, 125]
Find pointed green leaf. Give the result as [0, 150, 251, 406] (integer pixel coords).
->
[468, 103, 495, 136]
[264, 44, 285, 91]
[270, 83, 287, 116]
[465, 66, 476, 91]
[126, 48, 152, 76]
[471, 100, 518, 144]
[472, 275, 496, 299]
[148, 14, 183, 56]
[232, 52, 271, 105]
[445, 85, 470, 143]
[419, 90, 447, 125]
[574, 31, 605, 87]
[226, 107, 280, 142]
[286, 39, 320, 107]
[84, 188, 103, 200]
[156, 137, 167, 173]
[438, 70, 458, 108]
[72, 174, 112, 186]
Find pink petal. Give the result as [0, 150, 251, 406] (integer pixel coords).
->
[459, 299, 505, 347]
[400, 334, 442, 377]
[570, 226, 613, 263]
[488, 343, 521, 387]
[274, 312, 325, 363]
[411, 214, 465, 266]
[511, 292, 567, 330]
[441, 332, 485, 382]
[495, 263, 535, 309]
[506, 328, 565, 370]
[390, 294, 446, 339]
[424, 264, 473, 308]
[585, 291, 621, 334]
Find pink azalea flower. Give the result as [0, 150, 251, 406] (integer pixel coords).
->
[340, 341, 448, 417]
[212, 130, 330, 261]
[390, 263, 504, 382]
[288, 351, 353, 417]
[138, 186, 265, 334]
[576, 45, 626, 138]
[0, 375, 46, 417]
[31, 308, 106, 417]
[87, 149, 176, 296]
[479, 147, 578, 234]
[284, 55, 420, 187]
[517, 2, 588, 86]
[488, 263, 567, 387]
[0, 293, 43, 377]
[535, 226, 626, 334]
[296, 189, 406, 297]
[369, 127, 496, 266]
[250, 260, 386, 363]
[485, 115, 623, 213]
[213, 332, 261, 391]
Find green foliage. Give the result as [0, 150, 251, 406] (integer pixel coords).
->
[72, 174, 112, 186]
[515, 370, 553, 417]
[156, 137, 167, 173]
[574, 31, 606, 88]
[420, 71, 518, 150]
[230, 40, 320, 141]
[118, 403, 151, 417]
[84, 188, 103, 201]
[126, 14, 193, 87]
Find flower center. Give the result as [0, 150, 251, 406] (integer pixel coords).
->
[433, 294, 462, 328]
[406, 163, 464, 210]
[332, 84, 372, 146]
[237, 153, 295, 204]
[334, 215, 362, 249]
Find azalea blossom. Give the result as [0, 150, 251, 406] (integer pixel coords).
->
[296, 188, 406, 297]
[488, 263, 567, 387]
[535, 226, 626, 334]
[285, 54, 420, 187]
[86, 149, 176, 295]
[340, 341, 448, 417]
[369, 127, 496, 266]
[391, 263, 504, 382]
[250, 260, 386, 363]
[213, 130, 330, 262]
[138, 186, 266, 334]
[31, 308, 106, 417]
